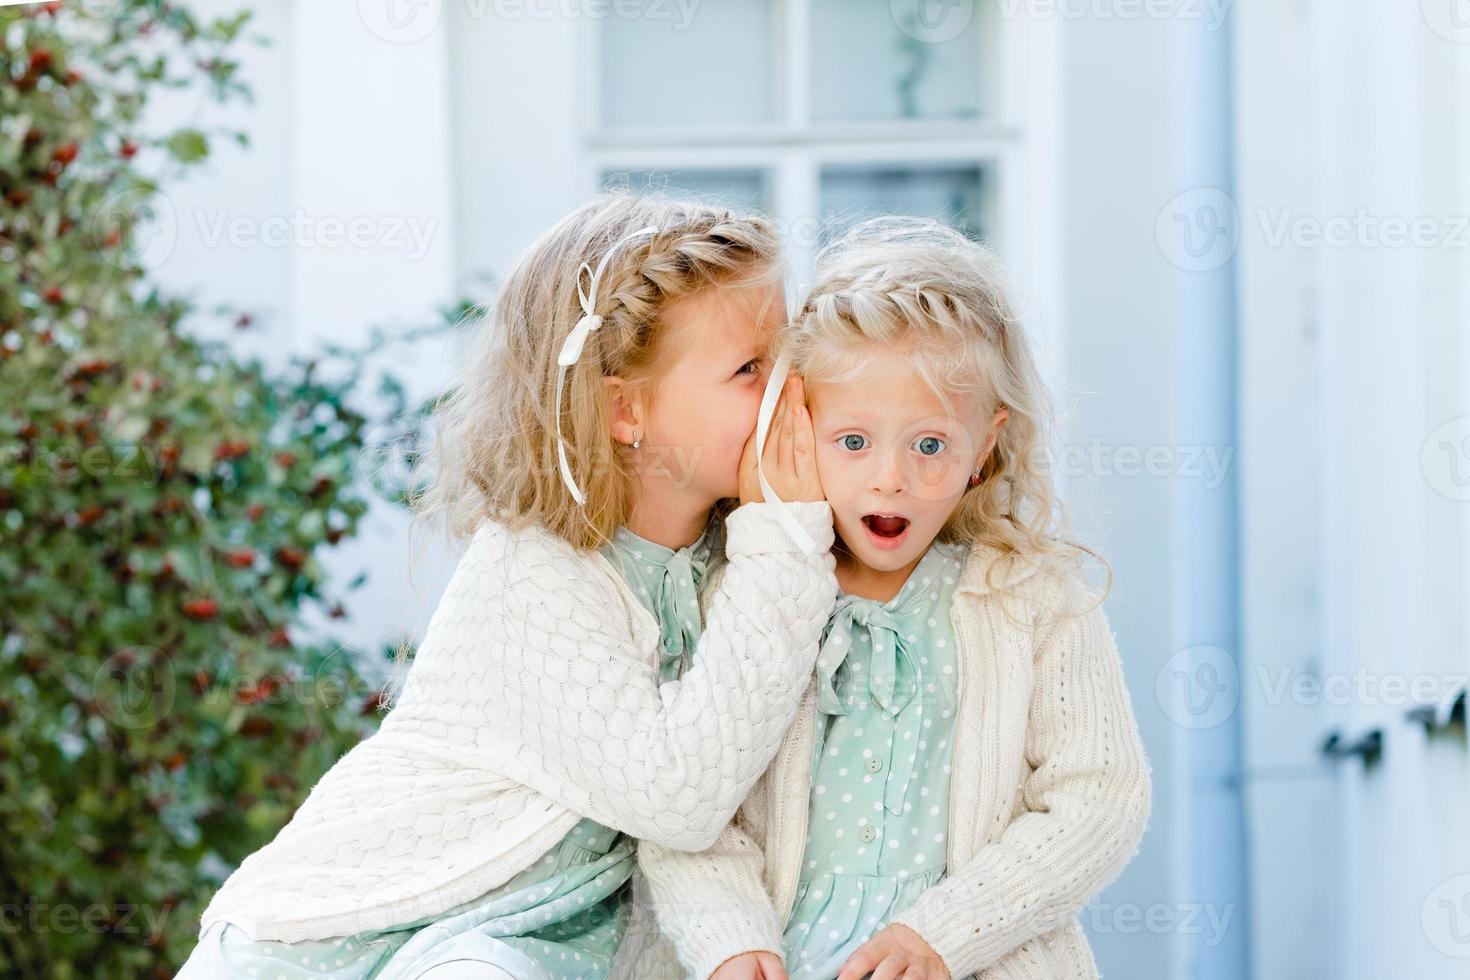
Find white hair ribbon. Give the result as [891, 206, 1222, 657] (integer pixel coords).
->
[752, 277, 819, 554]
[555, 224, 659, 505]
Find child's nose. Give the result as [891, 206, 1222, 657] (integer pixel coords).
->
[869, 448, 906, 494]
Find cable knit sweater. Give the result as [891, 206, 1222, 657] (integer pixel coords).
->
[636, 543, 1152, 980]
[196, 500, 838, 944]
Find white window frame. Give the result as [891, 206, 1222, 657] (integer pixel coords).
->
[575, 0, 1065, 381]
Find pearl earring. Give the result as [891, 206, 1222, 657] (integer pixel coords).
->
[631, 431, 640, 450]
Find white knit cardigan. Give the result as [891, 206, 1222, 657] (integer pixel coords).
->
[196, 500, 838, 944]
[634, 543, 1152, 980]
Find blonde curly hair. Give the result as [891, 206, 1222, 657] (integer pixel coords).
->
[408, 191, 783, 554]
[781, 216, 1109, 608]
[375, 193, 783, 697]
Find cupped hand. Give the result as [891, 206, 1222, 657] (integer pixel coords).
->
[710, 950, 790, 980]
[738, 375, 823, 506]
[836, 923, 950, 980]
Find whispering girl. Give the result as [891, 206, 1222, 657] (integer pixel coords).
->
[177, 192, 838, 980]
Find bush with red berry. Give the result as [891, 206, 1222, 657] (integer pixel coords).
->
[0, 2, 458, 975]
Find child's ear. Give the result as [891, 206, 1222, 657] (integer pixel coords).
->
[603, 376, 644, 447]
[977, 406, 1010, 462]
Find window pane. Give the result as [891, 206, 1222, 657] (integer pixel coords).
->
[599, 2, 777, 131]
[819, 164, 989, 242]
[810, 0, 987, 123]
[602, 169, 769, 211]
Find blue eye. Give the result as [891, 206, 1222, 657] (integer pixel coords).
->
[914, 436, 946, 456]
[840, 434, 867, 452]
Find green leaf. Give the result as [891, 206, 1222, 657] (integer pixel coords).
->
[165, 129, 209, 163]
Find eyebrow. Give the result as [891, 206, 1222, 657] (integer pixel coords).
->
[818, 412, 960, 429]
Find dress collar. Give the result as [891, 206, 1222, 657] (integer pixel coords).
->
[609, 525, 711, 568]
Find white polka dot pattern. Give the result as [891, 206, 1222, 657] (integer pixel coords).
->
[639, 543, 1152, 980]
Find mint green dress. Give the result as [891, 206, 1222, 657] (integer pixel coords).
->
[780, 541, 968, 979]
[180, 526, 712, 980]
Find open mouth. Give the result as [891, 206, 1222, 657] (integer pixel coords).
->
[861, 513, 911, 548]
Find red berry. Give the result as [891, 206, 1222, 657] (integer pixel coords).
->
[119, 140, 138, 160]
[28, 50, 53, 74]
[182, 597, 218, 621]
[42, 286, 64, 304]
[223, 548, 255, 569]
[52, 142, 78, 166]
[274, 546, 306, 572]
[75, 504, 105, 526]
